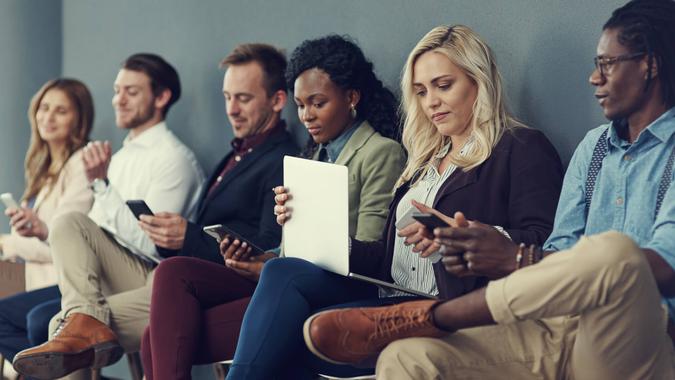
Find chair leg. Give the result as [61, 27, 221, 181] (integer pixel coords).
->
[127, 352, 143, 380]
[212, 362, 226, 380]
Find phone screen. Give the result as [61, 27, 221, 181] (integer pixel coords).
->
[412, 213, 448, 230]
[125, 200, 154, 220]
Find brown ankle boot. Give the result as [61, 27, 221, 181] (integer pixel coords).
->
[303, 300, 451, 365]
[12, 313, 124, 379]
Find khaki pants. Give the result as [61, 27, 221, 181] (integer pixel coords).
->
[47, 212, 155, 380]
[376, 231, 675, 380]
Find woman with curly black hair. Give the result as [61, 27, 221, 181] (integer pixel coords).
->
[273, 34, 406, 242]
[138, 35, 405, 380]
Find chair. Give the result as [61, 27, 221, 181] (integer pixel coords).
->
[212, 360, 375, 380]
[90, 352, 143, 380]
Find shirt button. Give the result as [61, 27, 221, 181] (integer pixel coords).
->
[616, 197, 624, 205]
[411, 267, 416, 271]
[235, 155, 241, 162]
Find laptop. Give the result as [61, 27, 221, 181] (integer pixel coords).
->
[282, 156, 436, 299]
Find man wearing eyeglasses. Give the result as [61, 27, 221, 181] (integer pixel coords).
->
[301, 0, 675, 379]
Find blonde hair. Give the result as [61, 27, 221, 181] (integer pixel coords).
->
[398, 25, 525, 186]
[23, 78, 94, 202]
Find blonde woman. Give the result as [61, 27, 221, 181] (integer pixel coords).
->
[227, 25, 565, 380]
[0, 78, 94, 363]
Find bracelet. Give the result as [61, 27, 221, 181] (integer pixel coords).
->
[527, 244, 544, 265]
[515, 243, 525, 270]
[527, 244, 535, 266]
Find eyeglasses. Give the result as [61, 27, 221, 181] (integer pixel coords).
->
[593, 52, 645, 77]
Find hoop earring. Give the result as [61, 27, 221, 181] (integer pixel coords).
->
[350, 104, 357, 119]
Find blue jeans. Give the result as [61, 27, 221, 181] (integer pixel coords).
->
[226, 258, 418, 380]
[0, 285, 61, 361]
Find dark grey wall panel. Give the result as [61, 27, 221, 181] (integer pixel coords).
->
[0, 0, 62, 233]
[61, 0, 625, 176]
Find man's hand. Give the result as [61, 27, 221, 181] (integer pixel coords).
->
[225, 252, 276, 282]
[138, 212, 187, 250]
[219, 236, 256, 261]
[82, 141, 112, 182]
[434, 217, 518, 279]
[5, 207, 48, 241]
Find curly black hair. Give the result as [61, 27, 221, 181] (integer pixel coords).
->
[604, 0, 675, 107]
[286, 35, 401, 156]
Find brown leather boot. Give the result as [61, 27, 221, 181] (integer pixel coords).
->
[12, 313, 124, 379]
[303, 300, 451, 365]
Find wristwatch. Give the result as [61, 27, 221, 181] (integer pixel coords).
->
[90, 178, 109, 194]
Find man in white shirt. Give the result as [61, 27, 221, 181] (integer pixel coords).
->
[12, 53, 205, 380]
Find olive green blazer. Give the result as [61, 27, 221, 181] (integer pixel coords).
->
[312, 121, 406, 241]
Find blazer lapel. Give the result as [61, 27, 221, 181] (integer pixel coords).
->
[432, 166, 479, 208]
[334, 122, 375, 166]
[204, 130, 287, 207]
[196, 155, 230, 218]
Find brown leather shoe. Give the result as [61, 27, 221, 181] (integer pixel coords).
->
[12, 313, 124, 379]
[303, 300, 450, 365]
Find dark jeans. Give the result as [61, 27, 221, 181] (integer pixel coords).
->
[0, 285, 61, 361]
[226, 258, 418, 380]
[141, 257, 257, 380]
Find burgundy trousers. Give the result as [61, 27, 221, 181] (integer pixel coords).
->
[140, 256, 257, 380]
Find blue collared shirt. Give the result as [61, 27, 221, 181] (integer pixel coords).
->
[318, 119, 362, 163]
[545, 107, 675, 318]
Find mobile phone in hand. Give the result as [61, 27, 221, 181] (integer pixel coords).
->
[1, 193, 19, 210]
[203, 224, 264, 256]
[125, 200, 154, 220]
[395, 207, 418, 230]
[412, 212, 448, 230]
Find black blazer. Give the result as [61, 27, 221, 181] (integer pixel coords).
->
[158, 125, 299, 263]
[350, 127, 564, 298]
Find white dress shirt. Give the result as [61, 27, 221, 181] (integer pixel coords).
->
[88, 122, 205, 263]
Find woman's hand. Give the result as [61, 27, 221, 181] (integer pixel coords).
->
[273, 186, 293, 226]
[434, 219, 519, 279]
[5, 207, 48, 241]
[398, 200, 462, 258]
[219, 236, 255, 262]
[225, 252, 276, 282]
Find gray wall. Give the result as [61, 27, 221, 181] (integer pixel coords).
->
[0, 0, 62, 233]
[60, 0, 625, 177]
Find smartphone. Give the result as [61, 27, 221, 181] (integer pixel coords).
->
[125, 200, 154, 220]
[395, 207, 418, 230]
[203, 224, 265, 256]
[1, 193, 19, 209]
[412, 212, 448, 230]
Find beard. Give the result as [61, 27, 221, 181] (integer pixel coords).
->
[116, 102, 156, 130]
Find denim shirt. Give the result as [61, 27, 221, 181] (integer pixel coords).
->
[545, 107, 675, 318]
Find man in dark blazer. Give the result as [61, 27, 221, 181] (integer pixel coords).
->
[138, 43, 299, 263]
